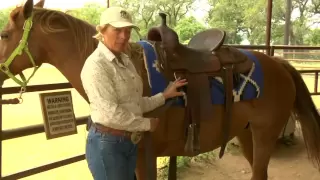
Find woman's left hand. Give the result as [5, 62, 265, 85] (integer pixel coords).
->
[163, 78, 188, 99]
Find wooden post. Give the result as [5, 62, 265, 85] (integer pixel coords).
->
[266, 0, 273, 55]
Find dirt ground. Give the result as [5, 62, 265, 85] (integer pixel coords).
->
[178, 130, 320, 180]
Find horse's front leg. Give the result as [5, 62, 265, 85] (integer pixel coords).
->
[135, 147, 157, 180]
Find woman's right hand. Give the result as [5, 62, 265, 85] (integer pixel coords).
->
[162, 78, 188, 99]
[149, 118, 160, 132]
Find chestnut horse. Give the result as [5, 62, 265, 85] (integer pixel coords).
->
[1, 1, 320, 180]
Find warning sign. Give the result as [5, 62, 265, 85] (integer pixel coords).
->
[39, 91, 77, 139]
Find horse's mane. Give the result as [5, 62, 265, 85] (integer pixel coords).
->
[31, 7, 98, 60]
[33, 7, 146, 66]
[10, 6, 146, 73]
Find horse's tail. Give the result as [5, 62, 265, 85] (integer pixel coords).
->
[277, 57, 320, 170]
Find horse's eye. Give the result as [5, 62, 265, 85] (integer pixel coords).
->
[0, 32, 9, 40]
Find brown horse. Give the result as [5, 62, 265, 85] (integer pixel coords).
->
[1, 1, 320, 180]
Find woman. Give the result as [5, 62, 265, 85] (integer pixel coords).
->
[80, 6, 187, 180]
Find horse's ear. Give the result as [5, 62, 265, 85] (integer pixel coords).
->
[22, 0, 34, 19]
[34, 0, 45, 8]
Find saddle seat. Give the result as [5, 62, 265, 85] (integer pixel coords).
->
[170, 45, 253, 75]
[188, 28, 226, 52]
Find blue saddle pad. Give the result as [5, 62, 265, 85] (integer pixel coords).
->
[137, 40, 264, 106]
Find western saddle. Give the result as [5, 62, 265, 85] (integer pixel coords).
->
[147, 13, 253, 158]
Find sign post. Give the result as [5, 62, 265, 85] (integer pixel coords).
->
[39, 91, 77, 139]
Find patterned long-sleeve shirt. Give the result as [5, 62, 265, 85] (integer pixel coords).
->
[80, 42, 165, 132]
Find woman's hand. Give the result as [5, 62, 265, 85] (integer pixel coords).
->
[163, 78, 188, 99]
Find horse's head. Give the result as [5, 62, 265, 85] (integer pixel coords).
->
[0, 0, 45, 88]
[146, 13, 186, 81]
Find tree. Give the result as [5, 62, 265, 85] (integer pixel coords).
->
[305, 28, 320, 45]
[206, 0, 319, 46]
[206, 0, 247, 44]
[111, 0, 197, 40]
[157, 0, 194, 27]
[174, 16, 206, 43]
[0, 8, 13, 31]
[66, 3, 105, 25]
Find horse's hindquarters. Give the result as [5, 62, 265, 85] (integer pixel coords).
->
[153, 101, 254, 156]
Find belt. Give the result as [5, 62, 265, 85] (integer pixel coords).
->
[93, 123, 132, 139]
[93, 123, 143, 144]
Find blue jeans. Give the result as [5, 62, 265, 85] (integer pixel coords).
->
[85, 125, 138, 180]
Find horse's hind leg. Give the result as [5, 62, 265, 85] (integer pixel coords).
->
[250, 111, 291, 180]
[236, 127, 253, 167]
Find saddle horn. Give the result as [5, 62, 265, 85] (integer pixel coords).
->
[159, 12, 167, 27]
